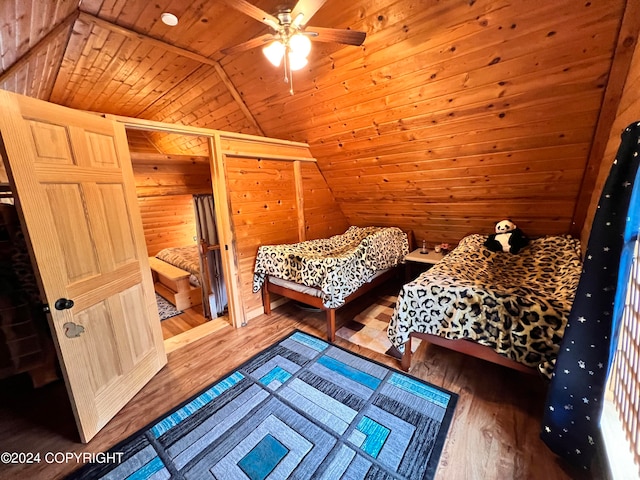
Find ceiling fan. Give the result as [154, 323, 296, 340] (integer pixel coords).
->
[220, 0, 366, 94]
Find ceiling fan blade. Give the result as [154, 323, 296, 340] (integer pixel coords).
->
[291, 0, 329, 27]
[305, 26, 366, 46]
[220, 0, 280, 29]
[221, 33, 276, 56]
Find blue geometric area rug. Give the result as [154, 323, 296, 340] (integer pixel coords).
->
[67, 331, 457, 480]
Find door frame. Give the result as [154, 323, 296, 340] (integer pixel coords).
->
[107, 116, 251, 327]
[108, 116, 245, 328]
[108, 114, 316, 329]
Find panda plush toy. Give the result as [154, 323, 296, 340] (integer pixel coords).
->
[484, 219, 529, 254]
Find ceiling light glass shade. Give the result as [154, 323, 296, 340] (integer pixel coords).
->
[263, 41, 285, 67]
[288, 52, 308, 71]
[289, 34, 311, 57]
[160, 12, 178, 26]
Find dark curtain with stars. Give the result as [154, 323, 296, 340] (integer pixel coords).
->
[540, 120, 640, 470]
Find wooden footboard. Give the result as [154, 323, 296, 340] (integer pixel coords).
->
[148, 257, 202, 311]
[263, 267, 399, 342]
[401, 332, 538, 375]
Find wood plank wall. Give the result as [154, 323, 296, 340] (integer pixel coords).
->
[131, 152, 212, 198]
[222, 0, 627, 247]
[227, 158, 300, 319]
[45, 12, 261, 137]
[582, 26, 640, 244]
[128, 132, 213, 256]
[0, 1, 632, 252]
[125, 128, 343, 321]
[219, 134, 347, 321]
[227, 157, 350, 321]
[300, 161, 349, 240]
[137, 195, 197, 257]
[126, 130, 160, 154]
[1, 0, 631, 252]
[0, 1, 77, 100]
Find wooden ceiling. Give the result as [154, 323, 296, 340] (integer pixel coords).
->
[0, 0, 637, 244]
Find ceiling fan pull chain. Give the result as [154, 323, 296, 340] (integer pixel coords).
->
[283, 45, 295, 95]
[284, 45, 293, 95]
[283, 49, 289, 84]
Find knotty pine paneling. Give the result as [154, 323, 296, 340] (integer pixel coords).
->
[226, 158, 300, 320]
[0, 18, 72, 101]
[0, 0, 77, 72]
[222, 0, 626, 245]
[225, 149, 348, 319]
[126, 130, 160, 154]
[50, 15, 204, 117]
[220, 137, 315, 161]
[300, 161, 349, 240]
[130, 152, 212, 198]
[137, 195, 197, 257]
[0, 0, 632, 249]
[140, 64, 260, 136]
[130, 147, 211, 256]
[144, 132, 210, 157]
[79, 0, 258, 61]
[582, 25, 640, 245]
[45, 13, 261, 137]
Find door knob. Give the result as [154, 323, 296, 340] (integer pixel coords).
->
[55, 298, 74, 310]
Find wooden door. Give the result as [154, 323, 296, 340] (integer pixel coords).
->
[0, 91, 166, 442]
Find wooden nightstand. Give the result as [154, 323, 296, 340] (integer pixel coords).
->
[404, 248, 446, 280]
[405, 248, 446, 265]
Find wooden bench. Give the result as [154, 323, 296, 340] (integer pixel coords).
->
[148, 257, 202, 311]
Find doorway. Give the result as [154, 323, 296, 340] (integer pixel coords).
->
[124, 128, 232, 350]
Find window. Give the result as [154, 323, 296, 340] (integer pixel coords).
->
[603, 236, 640, 479]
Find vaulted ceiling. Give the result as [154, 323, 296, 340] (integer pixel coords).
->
[0, 0, 637, 243]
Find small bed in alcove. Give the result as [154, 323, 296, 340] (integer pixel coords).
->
[149, 245, 203, 312]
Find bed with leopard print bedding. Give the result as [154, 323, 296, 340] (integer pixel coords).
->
[155, 245, 201, 287]
[252, 226, 409, 309]
[387, 234, 582, 377]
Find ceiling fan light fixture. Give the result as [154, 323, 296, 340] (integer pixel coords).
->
[222, 0, 366, 94]
[263, 40, 285, 67]
[289, 33, 311, 58]
[292, 12, 305, 27]
[288, 52, 308, 71]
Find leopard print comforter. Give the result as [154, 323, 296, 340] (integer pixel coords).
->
[252, 226, 409, 308]
[387, 234, 582, 377]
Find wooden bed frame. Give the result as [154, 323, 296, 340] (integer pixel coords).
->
[148, 256, 202, 311]
[262, 267, 401, 342]
[400, 332, 538, 374]
[261, 230, 414, 342]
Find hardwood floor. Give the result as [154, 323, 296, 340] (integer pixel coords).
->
[0, 281, 602, 480]
[160, 303, 208, 340]
[159, 303, 233, 354]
